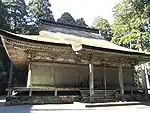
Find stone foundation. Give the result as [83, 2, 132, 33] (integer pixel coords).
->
[5, 96, 76, 106]
[5, 91, 150, 105]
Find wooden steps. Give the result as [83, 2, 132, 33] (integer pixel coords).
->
[80, 90, 116, 103]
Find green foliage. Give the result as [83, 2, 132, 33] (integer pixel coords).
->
[132, 0, 150, 16]
[29, 0, 55, 24]
[57, 12, 88, 28]
[0, 0, 9, 30]
[75, 18, 88, 28]
[111, 0, 150, 51]
[57, 12, 76, 25]
[27, 0, 55, 34]
[93, 17, 113, 41]
[4, 0, 28, 33]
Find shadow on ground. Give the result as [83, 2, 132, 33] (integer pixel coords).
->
[142, 101, 150, 106]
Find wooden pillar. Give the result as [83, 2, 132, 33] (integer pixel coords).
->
[103, 64, 107, 98]
[118, 63, 124, 100]
[51, 66, 56, 87]
[76, 65, 79, 87]
[8, 62, 13, 97]
[27, 62, 31, 87]
[29, 88, 32, 96]
[54, 89, 57, 96]
[53, 67, 57, 87]
[89, 63, 94, 96]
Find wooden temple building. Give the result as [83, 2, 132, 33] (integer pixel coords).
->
[0, 20, 150, 104]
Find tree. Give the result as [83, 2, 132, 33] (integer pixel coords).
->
[132, 0, 150, 16]
[93, 17, 113, 41]
[4, 0, 28, 34]
[75, 18, 88, 28]
[111, 0, 150, 90]
[111, 0, 150, 51]
[57, 12, 75, 25]
[29, 0, 55, 24]
[27, 0, 55, 34]
[0, 0, 9, 30]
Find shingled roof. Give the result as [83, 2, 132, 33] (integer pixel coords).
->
[39, 19, 104, 40]
[0, 20, 150, 66]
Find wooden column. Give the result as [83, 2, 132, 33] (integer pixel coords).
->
[89, 63, 94, 96]
[103, 64, 107, 98]
[76, 65, 79, 87]
[29, 88, 32, 96]
[8, 62, 13, 97]
[51, 65, 56, 87]
[54, 89, 57, 96]
[53, 66, 57, 87]
[53, 66, 57, 96]
[27, 62, 31, 87]
[118, 63, 124, 100]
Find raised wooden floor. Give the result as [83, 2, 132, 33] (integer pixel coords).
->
[7, 87, 80, 92]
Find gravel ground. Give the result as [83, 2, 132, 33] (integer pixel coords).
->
[0, 102, 150, 113]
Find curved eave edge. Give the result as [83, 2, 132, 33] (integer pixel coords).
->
[0, 37, 24, 67]
[0, 36, 11, 61]
[0, 29, 71, 48]
[0, 29, 149, 57]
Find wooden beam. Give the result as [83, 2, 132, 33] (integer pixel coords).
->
[89, 63, 94, 96]
[118, 63, 124, 100]
[8, 62, 13, 97]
